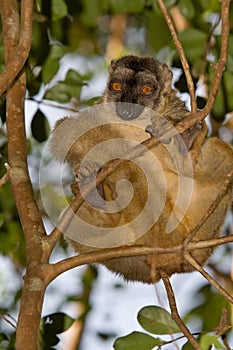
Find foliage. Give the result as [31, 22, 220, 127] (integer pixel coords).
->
[0, 0, 232, 349]
[0, 128, 26, 267]
[114, 303, 229, 349]
[39, 313, 75, 349]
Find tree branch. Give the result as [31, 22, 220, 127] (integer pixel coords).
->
[1, 1, 48, 349]
[184, 253, 233, 304]
[157, 0, 197, 112]
[0, 0, 33, 97]
[45, 234, 233, 283]
[160, 270, 201, 349]
[0, 0, 231, 349]
[2, 0, 46, 262]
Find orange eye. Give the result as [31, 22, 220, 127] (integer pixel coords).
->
[141, 85, 153, 94]
[112, 82, 122, 91]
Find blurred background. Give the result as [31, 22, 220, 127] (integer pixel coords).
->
[0, 1, 233, 349]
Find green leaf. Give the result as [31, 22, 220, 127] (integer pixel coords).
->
[164, 0, 177, 8]
[26, 66, 42, 96]
[31, 109, 50, 142]
[0, 220, 24, 257]
[42, 58, 59, 84]
[42, 45, 67, 84]
[152, 0, 176, 14]
[52, 0, 68, 21]
[0, 332, 8, 343]
[44, 81, 82, 103]
[200, 334, 224, 350]
[42, 313, 75, 334]
[113, 331, 164, 350]
[0, 213, 4, 228]
[110, 0, 145, 13]
[44, 67, 88, 103]
[179, 0, 195, 20]
[40, 313, 75, 348]
[179, 28, 207, 47]
[205, 0, 221, 12]
[178, 28, 207, 61]
[0, 183, 15, 211]
[4, 332, 16, 348]
[146, 12, 172, 52]
[183, 284, 230, 331]
[182, 340, 196, 350]
[80, 0, 102, 26]
[65, 69, 89, 85]
[137, 306, 180, 335]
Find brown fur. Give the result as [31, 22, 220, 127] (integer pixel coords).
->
[49, 56, 233, 283]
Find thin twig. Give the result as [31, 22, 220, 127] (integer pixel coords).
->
[202, 15, 222, 81]
[160, 270, 201, 349]
[26, 97, 79, 113]
[184, 253, 233, 304]
[216, 308, 231, 337]
[222, 335, 231, 350]
[157, 0, 197, 112]
[187, 235, 233, 250]
[0, 313, 17, 330]
[208, 263, 233, 294]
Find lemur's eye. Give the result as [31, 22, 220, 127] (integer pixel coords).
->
[111, 82, 122, 91]
[141, 85, 154, 94]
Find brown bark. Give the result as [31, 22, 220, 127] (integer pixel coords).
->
[160, 271, 201, 349]
[157, 0, 197, 112]
[0, 0, 33, 96]
[0, 0, 232, 348]
[0, 1, 49, 349]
